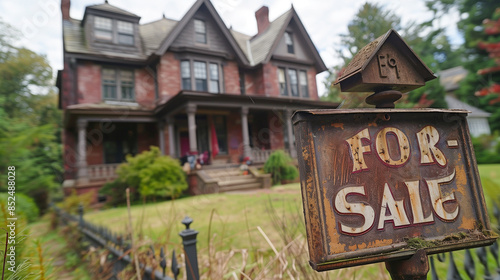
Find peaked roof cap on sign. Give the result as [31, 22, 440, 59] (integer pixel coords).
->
[336, 29, 435, 85]
[154, 0, 249, 64]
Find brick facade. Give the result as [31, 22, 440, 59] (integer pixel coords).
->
[223, 61, 241, 94]
[77, 62, 101, 104]
[158, 52, 181, 98]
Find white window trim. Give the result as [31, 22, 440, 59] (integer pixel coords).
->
[180, 59, 224, 93]
[93, 16, 135, 46]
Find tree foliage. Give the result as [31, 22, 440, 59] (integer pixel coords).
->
[426, 0, 500, 132]
[0, 18, 62, 212]
[113, 146, 187, 199]
[323, 2, 462, 109]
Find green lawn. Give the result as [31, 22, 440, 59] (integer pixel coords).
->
[81, 164, 500, 279]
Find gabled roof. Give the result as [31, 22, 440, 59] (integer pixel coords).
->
[154, 0, 249, 65]
[140, 18, 178, 56]
[62, 0, 326, 71]
[86, 2, 140, 18]
[438, 66, 468, 92]
[246, 7, 327, 72]
[445, 95, 491, 118]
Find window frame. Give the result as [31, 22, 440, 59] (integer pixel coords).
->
[93, 16, 135, 46]
[277, 66, 309, 98]
[194, 19, 207, 44]
[101, 67, 135, 102]
[179, 59, 224, 93]
[284, 32, 294, 54]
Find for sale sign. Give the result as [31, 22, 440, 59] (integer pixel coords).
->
[293, 109, 496, 271]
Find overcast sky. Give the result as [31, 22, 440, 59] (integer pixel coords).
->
[0, 0, 461, 95]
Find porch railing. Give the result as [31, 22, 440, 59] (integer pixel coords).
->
[251, 149, 291, 163]
[88, 164, 120, 181]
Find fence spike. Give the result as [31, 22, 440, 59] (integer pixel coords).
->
[171, 249, 179, 280]
[446, 252, 463, 280]
[150, 245, 156, 259]
[464, 249, 475, 280]
[491, 242, 500, 270]
[430, 256, 439, 280]
[438, 253, 446, 263]
[160, 248, 166, 277]
[477, 246, 491, 277]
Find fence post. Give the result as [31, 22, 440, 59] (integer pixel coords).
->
[179, 216, 199, 280]
[78, 203, 84, 228]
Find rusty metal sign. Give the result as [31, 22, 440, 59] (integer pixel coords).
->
[293, 108, 497, 272]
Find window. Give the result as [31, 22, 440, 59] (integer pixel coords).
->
[180, 60, 223, 93]
[95, 16, 112, 41]
[194, 61, 207, 91]
[117, 21, 134, 45]
[278, 68, 287, 96]
[103, 123, 137, 163]
[278, 67, 309, 98]
[209, 63, 219, 93]
[102, 68, 135, 101]
[285, 32, 294, 54]
[194, 19, 207, 44]
[288, 69, 299, 97]
[181, 60, 191, 90]
[94, 16, 135, 45]
[299, 70, 309, 97]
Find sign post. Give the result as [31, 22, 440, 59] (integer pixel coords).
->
[293, 29, 497, 279]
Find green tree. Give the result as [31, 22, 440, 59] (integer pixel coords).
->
[426, 0, 500, 132]
[0, 18, 62, 212]
[324, 3, 461, 108]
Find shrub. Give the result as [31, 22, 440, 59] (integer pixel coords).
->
[99, 179, 134, 206]
[0, 192, 39, 223]
[472, 134, 500, 164]
[114, 146, 187, 200]
[263, 150, 299, 185]
[59, 189, 93, 215]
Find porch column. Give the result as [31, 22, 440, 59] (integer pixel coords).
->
[76, 119, 88, 180]
[285, 109, 297, 158]
[186, 104, 198, 154]
[158, 120, 165, 155]
[241, 107, 251, 159]
[167, 116, 176, 157]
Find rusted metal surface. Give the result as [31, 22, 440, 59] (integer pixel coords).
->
[385, 249, 429, 280]
[293, 108, 497, 272]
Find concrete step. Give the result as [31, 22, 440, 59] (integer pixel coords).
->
[205, 169, 241, 177]
[218, 178, 259, 187]
[219, 182, 262, 192]
[215, 174, 254, 182]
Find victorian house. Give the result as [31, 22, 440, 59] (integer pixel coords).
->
[57, 0, 337, 198]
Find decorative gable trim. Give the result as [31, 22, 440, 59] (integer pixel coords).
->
[154, 0, 249, 65]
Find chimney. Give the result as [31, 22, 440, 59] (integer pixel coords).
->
[61, 0, 70, 20]
[255, 6, 270, 35]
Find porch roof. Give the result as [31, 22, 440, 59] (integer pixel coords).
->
[64, 102, 155, 128]
[154, 91, 340, 117]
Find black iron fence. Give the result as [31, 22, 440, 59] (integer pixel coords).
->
[53, 205, 200, 280]
[430, 201, 500, 280]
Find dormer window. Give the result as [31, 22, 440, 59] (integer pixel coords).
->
[117, 21, 134, 45]
[194, 19, 207, 44]
[95, 16, 112, 41]
[93, 16, 134, 45]
[285, 32, 294, 54]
